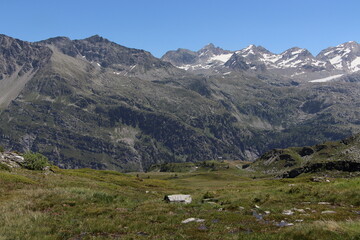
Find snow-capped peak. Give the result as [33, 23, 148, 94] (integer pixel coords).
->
[162, 41, 360, 78]
[317, 41, 360, 72]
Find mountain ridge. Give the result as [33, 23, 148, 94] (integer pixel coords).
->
[162, 41, 360, 82]
[1, 34, 360, 172]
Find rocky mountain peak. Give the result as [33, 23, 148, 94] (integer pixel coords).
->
[162, 44, 233, 71]
[338, 41, 359, 49]
[83, 35, 110, 44]
[235, 44, 273, 58]
[0, 35, 52, 79]
[40, 36, 71, 44]
[280, 47, 313, 59]
[161, 48, 197, 66]
[201, 43, 216, 50]
[198, 43, 231, 56]
[316, 41, 360, 72]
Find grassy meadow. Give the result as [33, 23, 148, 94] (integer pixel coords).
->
[0, 161, 359, 240]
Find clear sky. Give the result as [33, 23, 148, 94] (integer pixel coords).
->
[1, 0, 360, 57]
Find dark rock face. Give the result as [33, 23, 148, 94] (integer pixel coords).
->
[254, 134, 360, 177]
[224, 54, 249, 71]
[299, 147, 315, 157]
[283, 161, 360, 178]
[74, 35, 172, 70]
[0, 35, 52, 79]
[161, 49, 198, 66]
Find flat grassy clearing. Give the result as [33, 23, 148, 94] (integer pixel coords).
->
[0, 165, 359, 240]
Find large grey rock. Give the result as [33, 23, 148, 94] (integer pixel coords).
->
[0, 152, 24, 168]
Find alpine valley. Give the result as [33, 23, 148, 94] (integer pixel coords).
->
[1, 34, 360, 172]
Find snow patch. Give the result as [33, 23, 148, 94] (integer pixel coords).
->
[209, 53, 233, 63]
[129, 65, 137, 71]
[350, 56, 360, 72]
[290, 49, 305, 55]
[309, 74, 343, 83]
[329, 55, 343, 69]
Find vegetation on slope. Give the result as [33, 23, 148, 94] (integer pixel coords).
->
[0, 159, 359, 240]
[251, 134, 360, 178]
[1, 34, 360, 172]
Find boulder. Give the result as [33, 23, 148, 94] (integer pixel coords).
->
[0, 152, 25, 168]
[164, 194, 192, 204]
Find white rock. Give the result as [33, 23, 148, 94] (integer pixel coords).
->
[181, 218, 205, 224]
[182, 218, 196, 224]
[321, 210, 336, 214]
[282, 210, 294, 215]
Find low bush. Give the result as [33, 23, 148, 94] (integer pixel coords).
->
[22, 152, 49, 170]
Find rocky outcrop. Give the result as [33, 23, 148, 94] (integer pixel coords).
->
[253, 134, 360, 177]
[283, 160, 360, 178]
[0, 152, 25, 168]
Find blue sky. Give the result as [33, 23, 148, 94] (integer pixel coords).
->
[1, 0, 360, 57]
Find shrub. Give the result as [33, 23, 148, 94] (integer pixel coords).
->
[0, 146, 4, 153]
[203, 191, 216, 199]
[22, 152, 49, 170]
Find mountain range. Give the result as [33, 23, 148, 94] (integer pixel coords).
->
[0, 34, 360, 171]
[162, 41, 360, 82]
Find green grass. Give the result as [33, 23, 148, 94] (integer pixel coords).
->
[0, 166, 359, 239]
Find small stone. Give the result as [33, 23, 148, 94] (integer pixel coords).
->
[181, 218, 196, 224]
[252, 211, 263, 220]
[295, 219, 304, 222]
[276, 220, 294, 227]
[293, 208, 306, 213]
[137, 232, 148, 236]
[198, 224, 208, 230]
[282, 210, 294, 215]
[318, 202, 331, 205]
[321, 210, 336, 214]
[181, 218, 205, 224]
[255, 205, 260, 209]
[264, 211, 271, 215]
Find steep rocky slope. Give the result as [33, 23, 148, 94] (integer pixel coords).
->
[1, 35, 360, 171]
[0, 35, 52, 108]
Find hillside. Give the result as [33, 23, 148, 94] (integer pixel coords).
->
[1, 34, 360, 171]
[251, 134, 360, 178]
[0, 155, 359, 239]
